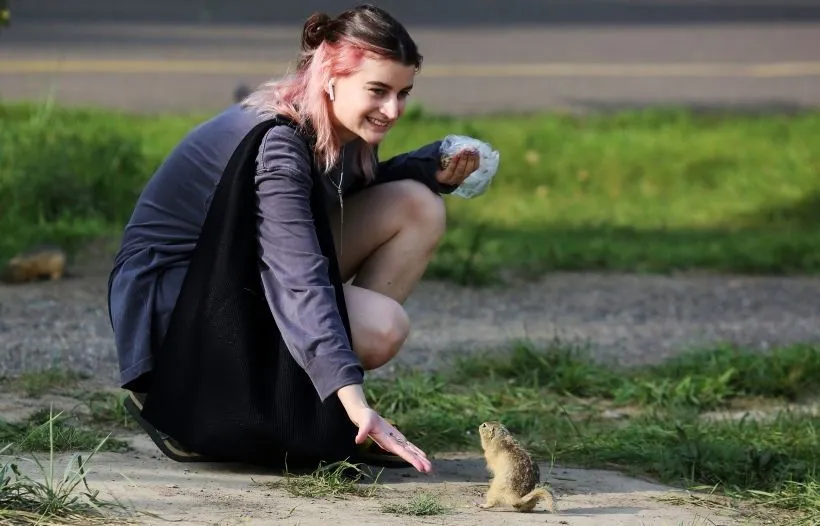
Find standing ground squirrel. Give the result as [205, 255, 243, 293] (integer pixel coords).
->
[1, 245, 67, 284]
[478, 421, 555, 513]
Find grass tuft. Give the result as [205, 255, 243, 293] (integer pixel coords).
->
[380, 492, 451, 516]
[80, 392, 136, 431]
[0, 370, 89, 399]
[258, 460, 383, 500]
[1, 408, 130, 454]
[0, 410, 134, 525]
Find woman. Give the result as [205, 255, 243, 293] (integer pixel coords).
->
[108, 4, 478, 474]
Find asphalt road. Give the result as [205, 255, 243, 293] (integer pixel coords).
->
[1, 1, 820, 115]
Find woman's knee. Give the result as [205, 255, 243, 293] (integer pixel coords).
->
[393, 180, 447, 244]
[355, 299, 410, 370]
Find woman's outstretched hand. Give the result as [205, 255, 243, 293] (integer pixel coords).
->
[353, 407, 432, 473]
[337, 384, 432, 474]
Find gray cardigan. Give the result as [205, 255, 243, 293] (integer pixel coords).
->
[108, 103, 449, 401]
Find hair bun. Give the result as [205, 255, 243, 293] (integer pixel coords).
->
[302, 12, 333, 51]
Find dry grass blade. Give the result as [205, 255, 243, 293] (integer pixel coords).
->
[0, 409, 135, 525]
[258, 459, 383, 500]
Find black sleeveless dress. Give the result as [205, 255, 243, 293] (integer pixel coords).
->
[139, 116, 358, 469]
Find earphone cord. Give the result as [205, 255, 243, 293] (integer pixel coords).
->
[335, 148, 345, 258]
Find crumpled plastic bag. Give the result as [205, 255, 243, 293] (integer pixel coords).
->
[439, 135, 500, 199]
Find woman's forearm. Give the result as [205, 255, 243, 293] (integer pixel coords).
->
[337, 383, 370, 422]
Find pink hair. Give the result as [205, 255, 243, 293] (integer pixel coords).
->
[242, 36, 397, 181]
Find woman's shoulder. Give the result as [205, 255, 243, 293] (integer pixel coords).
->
[256, 116, 316, 176]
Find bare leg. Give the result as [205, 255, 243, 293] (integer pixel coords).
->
[326, 179, 446, 369]
[343, 285, 409, 370]
[329, 179, 446, 303]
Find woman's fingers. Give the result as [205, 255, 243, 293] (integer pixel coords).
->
[357, 410, 433, 473]
[391, 436, 432, 472]
[453, 150, 478, 184]
[465, 150, 480, 174]
[405, 443, 429, 463]
[355, 426, 369, 444]
[373, 429, 432, 473]
[391, 430, 427, 459]
[437, 155, 459, 186]
[437, 149, 479, 186]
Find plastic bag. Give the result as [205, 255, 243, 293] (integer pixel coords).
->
[439, 135, 500, 199]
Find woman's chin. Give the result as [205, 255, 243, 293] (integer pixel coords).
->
[359, 130, 389, 145]
[359, 133, 384, 146]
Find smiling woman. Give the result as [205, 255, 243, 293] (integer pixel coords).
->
[242, 6, 426, 179]
[107, 4, 479, 474]
[332, 66, 416, 144]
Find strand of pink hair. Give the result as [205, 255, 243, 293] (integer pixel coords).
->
[243, 35, 395, 180]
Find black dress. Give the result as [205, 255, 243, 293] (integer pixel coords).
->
[140, 116, 358, 469]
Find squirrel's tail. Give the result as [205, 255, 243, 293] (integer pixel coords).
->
[513, 487, 555, 513]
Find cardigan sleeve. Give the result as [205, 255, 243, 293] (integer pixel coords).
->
[253, 125, 364, 402]
[364, 141, 459, 195]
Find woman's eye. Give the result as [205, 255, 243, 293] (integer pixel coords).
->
[370, 88, 385, 96]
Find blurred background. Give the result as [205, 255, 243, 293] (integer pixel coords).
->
[2, 0, 820, 115]
[1, 1, 820, 283]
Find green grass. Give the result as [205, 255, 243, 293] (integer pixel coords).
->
[78, 392, 137, 431]
[365, 342, 820, 524]
[0, 411, 133, 525]
[0, 393, 139, 524]
[0, 374, 135, 454]
[2, 101, 820, 284]
[256, 460, 383, 499]
[0, 408, 130, 455]
[0, 370, 89, 399]
[0, 370, 137, 452]
[380, 492, 452, 516]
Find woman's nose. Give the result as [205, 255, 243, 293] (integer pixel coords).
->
[381, 97, 400, 120]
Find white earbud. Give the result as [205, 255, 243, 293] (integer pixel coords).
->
[328, 81, 335, 101]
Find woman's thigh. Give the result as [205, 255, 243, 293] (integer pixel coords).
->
[327, 179, 445, 281]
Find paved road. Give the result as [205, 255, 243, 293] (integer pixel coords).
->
[1, 1, 820, 114]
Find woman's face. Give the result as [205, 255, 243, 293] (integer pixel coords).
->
[329, 56, 416, 145]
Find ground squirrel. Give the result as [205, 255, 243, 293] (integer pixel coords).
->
[2, 245, 67, 284]
[478, 421, 555, 513]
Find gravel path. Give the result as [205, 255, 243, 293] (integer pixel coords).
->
[2, 270, 820, 384]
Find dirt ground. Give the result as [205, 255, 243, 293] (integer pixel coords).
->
[4, 250, 815, 524]
[7, 434, 747, 526]
[0, 387, 749, 526]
